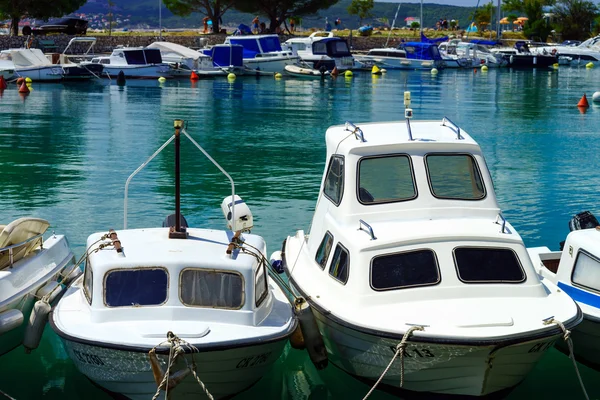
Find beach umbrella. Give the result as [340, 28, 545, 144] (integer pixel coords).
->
[499, 17, 509, 24]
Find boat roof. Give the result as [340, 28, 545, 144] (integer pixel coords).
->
[2, 48, 51, 67]
[147, 41, 207, 60]
[567, 227, 600, 253]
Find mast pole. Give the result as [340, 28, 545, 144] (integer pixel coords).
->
[420, 0, 423, 34]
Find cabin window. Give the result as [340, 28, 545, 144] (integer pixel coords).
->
[104, 268, 168, 307]
[358, 154, 416, 204]
[425, 154, 485, 200]
[143, 49, 162, 64]
[255, 263, 269, 307]
[329, 244, 350, 284]
[454, 247, 525, 283]
[323, 156, 344, 206]
[572, 251, 600, 292]
[371, 249, 440, 291]
[180, 269, 244, 309]
[315, 232, 334, 269]
[83, 258, 93, 305]
[123, 50, 146, 65]
[313, 42, 328, 55]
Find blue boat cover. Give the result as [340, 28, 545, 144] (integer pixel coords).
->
[227, 35, 282, 59]
[203, 45, 244, 67]
[470, 39, 498, 46]
[402, 42, 442, 61]
[420, 32, 448, 44]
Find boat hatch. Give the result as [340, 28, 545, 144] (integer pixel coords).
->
[139, 321, 210, 338]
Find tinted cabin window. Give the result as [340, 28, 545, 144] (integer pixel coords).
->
[426, 154, 485, 200]
[454, 247, 525, 283]
[315, 232, 334, 269]
[358, 155, 416, 204]
[180, 269, 244, 309]
[323, 156, 344, 205]
[572, 251, 600, 292]
[104, 268, 168, 307]
[329, 244, 349, 284]
[313, 42, 328, 55]
[83, 259, 93, 305]
[124, 50, 147, 65]
[144, 49, 163, 64]
[255, 264, 269, 307]
[371, 250, 440, 290]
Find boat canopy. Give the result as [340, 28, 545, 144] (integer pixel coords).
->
[312, 38, 352, 57]
[402, 42, 443, 60]
[203, 44, 244, 67]
[420, 31, 448, 44]
[226, 35, 283, 58]
[470, 39, 499, 46]
[4, 49, 51, 67]
[147, 41, 206, 61]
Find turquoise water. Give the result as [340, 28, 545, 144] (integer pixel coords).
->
[1, 67, 600, 398]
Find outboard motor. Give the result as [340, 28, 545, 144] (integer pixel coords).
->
[560, 211, 599, 250]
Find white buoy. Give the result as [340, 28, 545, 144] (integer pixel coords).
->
[592, 92, 600, 103]
[23, 299, 51, 353]
[381, 68, 387, 74]
[431, 68, 439, 74]
[294, 298, 328, 370]
[0, 309, 24, 335]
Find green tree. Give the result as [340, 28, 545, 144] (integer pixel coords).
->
[472, 1, 495, 29]
[0, 0, 87, 36]
[163, 0, 234, 34]
[552, 0, 599, 40]
[347, 0, 374, 26]
[502, 0, 555, 41]
[233, 0, 340, 33]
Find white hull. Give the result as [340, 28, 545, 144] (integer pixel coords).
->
[60, 337, 288, 399]
[14, 66, 63, 81]
[357, 56, 439, 70]
[312, 306, 558, 396]
[243, 56, 298, 74]
[284, 65, 329, 79]
[102, 64, 171, 79]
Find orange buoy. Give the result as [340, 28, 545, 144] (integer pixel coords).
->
[577, 93, 589, 108]
[16, 77, 25, 85]
[473, 68, 477, 74]
[0, 76, 6, 90]
[578, 106, 588, 114]
[331, 67, 339, 77]
[190, 71, 200, 81]
[18, 82, 30, 93]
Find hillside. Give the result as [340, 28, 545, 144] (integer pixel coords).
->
[76, 0, 476, 31]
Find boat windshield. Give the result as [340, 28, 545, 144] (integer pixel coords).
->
[180, 269, 244, 309]
[104, 268, 169, 307]
[357, 155, 416, 204]
[425, 154, 485, 200]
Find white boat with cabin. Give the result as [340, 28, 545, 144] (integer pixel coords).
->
[283, 32, 358, 71]
[273, 101, 581, 397]
[50, 120, 297, 399]
[0, 218, 77, 356]
[528, 211, 600, 371]
[530, 35, 600, 65]
[90, 47, 171, 79]
[0, 48, 63, 81]
[224, 34, 298, 74]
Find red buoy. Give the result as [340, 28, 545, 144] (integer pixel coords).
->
[578, 93, 589, 108]
[16, 77, 25, 85]
[190, 71, 199, 81]
[331, 67, 339, 77]
[0, 76, 7, 90]
[18, 82, 30, 93]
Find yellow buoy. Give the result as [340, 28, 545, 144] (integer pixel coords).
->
[25, 77, 32, 83]
[431, 68, 438, 75]
[274, 72, 282, 79]
[553, 63, 559, 69]
[227, 73, 236, 80]
[586, 62, 594, 69]
[158, 77, 166, 83]
[344, 70, 353, 77]
[481, 65, 488, 72]
[371, 65, 381, 75]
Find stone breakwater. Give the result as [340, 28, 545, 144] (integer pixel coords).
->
[0, 33, 419, 54]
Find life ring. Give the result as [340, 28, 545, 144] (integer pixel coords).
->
[551, 48, 557, 56]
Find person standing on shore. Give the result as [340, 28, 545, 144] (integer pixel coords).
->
[203, 16, 209, 34]
[252, 16, 260, 34]
[290, 18, 295, 32]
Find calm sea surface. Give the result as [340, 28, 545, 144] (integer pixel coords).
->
[1, 66, 600, 399]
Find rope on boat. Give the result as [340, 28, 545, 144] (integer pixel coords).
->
[150, 331, 214, 400]
[362, 325, 425, 400]
[543, 318, 589, 400]
[0, 388, 16, 400]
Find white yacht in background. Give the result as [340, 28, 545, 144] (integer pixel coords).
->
[224, 34, 298, 74]
[273, 100, 581, 397]
[443, 40, 506, 67]
[530, 35, 600, 65]
[90, 47, 171, 79]
[50, 120, 296, 399]
[0, 48, 63, 81]
[0, 218, 77, 356]
[283, 32, 358, 71]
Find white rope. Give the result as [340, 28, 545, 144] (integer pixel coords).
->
[543, 318, 589, 400]
[363, 325, 424, 400]
[0, 388, 16, 400]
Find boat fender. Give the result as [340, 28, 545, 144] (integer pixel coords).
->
[0, 309, 24, 335]
[289, 324, 306, 350]
[593, 92, 600, 103]
[294, 298, 328, 369]
[116, 71, 126, 86]
[35, 281, 63, 304]
[509, 55, 514, 65]
[23, 299, 51, 353]
[270, 251, 284, 274]
[61, 264, 83, 285]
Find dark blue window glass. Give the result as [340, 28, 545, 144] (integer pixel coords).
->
[144, 49, 163, 64]
[124, 50, 146, 65]
[105, 268, 168, 307]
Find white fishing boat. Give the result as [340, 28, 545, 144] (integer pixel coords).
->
[272, 96, 581, 398]
[354, 42, 445, 70]
[50, 120, 297, 399]
[528, 211, 600, 370]
[0, 218, 77, 357]
[283, 32, 358, 71]
[89, 47, 171, 79]
[0, 48, 63, 81]
[224, 34, 298, 74]
[0, 55, 15, 80]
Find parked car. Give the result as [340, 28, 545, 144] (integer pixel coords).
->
[22, 18, 88, 36]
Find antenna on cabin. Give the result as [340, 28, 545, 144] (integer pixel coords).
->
[169, 119, 189, 239]
[404, 91, 414, 141]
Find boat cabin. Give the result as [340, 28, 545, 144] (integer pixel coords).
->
[81, 228, 273, 327]
[401, 42, 443, 61]
[284, 34, 355, 70]
[91, 47, 164, 66]
[224, 34, 293, 59]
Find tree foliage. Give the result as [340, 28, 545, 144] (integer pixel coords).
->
[502, 0, 555, 40]
[233, 0, 340, 33]
[0, 0, 88, 36]
[163, 0, 234, 33]
[552, 0, 599, 40]
[472, 1, 494, 28]
[347, 0, 373, 26]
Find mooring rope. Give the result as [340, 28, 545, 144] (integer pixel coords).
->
[363, 325, 425, 400]
[543, 318, 589, 400]
[0, 388, 16, 400]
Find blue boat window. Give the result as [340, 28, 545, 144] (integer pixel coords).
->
[123, 50, 147, 65]
[330, 41, 351, 56]
[572, 251, 600, 292]
[358, 154, 416, 204]
[315, 231, 334, 269]
[454, 247, 525, 283]
[180, 269, 244, 309]
[104, 268, 168, 307]
[329, 244, 349, 284]
[259, 36, 283, 52]
[83, 259, 93, 305]
[371, 249, 440, 291]
[313, 42, 328, 55]
[323, 155, 344, 206]
[425, 154, 485, 200]
[144, 49, 163, 64]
